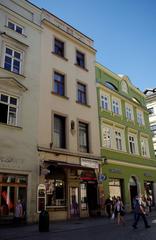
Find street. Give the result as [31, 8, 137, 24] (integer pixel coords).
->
[1, 212, 156, 240]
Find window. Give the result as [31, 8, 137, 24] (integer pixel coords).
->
[101, 95, 108, 110]
[53, 72, 65, 96]
[45, 166, 66, 207]
[76, 50, 85, 68]
[105, 82, 118, 91]
[8, 21, 23, 34]
[137, 110, 144, 125]
[125, 104, 133, 121]
[112, 99, 120, 115]
[141, 138, 149, 157]
[0, 93, 18, 126]
[150, 125, 156, 136]
[54, 38, 64, 57]
[78, 122, 89, 153]
[54, 114, 66, 148]
[129, 135, 136, 154]
[77, 82, 87, 104]
[4, 47, 22, 74]
[102, 126, 111, 148]
[148, 107, 154, 115]
[115, 130, 122, 150]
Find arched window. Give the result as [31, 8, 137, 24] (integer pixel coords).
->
[105, 81, 118, 91]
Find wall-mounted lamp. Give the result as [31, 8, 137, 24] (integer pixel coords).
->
[102, 156, 107, 164]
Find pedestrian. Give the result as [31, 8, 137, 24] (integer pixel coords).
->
[147, 196, 152, 213]
[114, 196, 125, 225]
[105, 196, 112, 218]
[132, 195, 150, 229]
[14, 199, 23, 224]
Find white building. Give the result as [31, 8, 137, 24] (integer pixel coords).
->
[144, 88, 156, 156]
[0, 0, 42, 223]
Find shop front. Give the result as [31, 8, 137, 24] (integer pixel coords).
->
[0, 173, 27, 223]
[39, 157, 100, 220]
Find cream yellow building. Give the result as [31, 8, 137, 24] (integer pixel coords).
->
[0, 0, 42, 223]
[37, 10, 101, 220]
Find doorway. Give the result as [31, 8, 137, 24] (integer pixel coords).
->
[129, 176, 138, 209]
[87, 182, 98, 216]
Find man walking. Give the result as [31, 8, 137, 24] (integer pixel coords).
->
[132, 195, 150, 229]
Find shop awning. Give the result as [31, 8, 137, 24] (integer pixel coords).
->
[44, 160, 93, 170]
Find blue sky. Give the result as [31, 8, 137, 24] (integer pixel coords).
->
[30, 0, 156, 91]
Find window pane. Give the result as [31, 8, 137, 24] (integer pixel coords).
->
[79, 122, 88, 152]
[14, 51, 21, 59]
[6, 48, 12, 56]
[0, 103, 8, 124]
[76, 51, 85, 68]
[1, 94, 8, 103]
[16, 26, 23, 34]
[4, 56, 12, 71]
[8, 22, 14, 30]
[10, 97, 17, 105]
[54, 115, 66, 148]
[54, 39, 64, 57]
[13, 60, 20, 73]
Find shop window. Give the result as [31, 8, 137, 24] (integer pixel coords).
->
[80, 183, 87, 210]
[109, 178, 122, 198]
[0, 174, 27, 218]
[45, 166, 66, 207]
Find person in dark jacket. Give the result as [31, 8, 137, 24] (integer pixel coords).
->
[132, 195, 150, 229]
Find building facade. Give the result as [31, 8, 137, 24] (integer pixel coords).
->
[144, 88, 156, 156]
[37, 10, 101, 220]
[96, 63, 156, 211]
[0, 0, 42, 223]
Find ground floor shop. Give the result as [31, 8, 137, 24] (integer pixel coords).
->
[101, 161, 156, 211]
[38, 150, 100, 221]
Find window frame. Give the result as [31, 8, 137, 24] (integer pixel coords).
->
[137, 110, 144, 126]
[4, 46, 23, 74]
[53, 71, 65, 97]
[0, 92, 18, 126]
[112, 97, 121, 115]
[76, 50, 85, 69]
[7, 20, 24, 34]
[78, 121, 89, 153]
[54, 38, 65, 58]
[77, 82, 87, 105]
[140, 137, 149, 157]
[128, 133, 138, 155]
[125, 103, 134, 121]
[53, 114, 66, 149]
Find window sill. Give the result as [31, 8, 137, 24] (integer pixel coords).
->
[0, 67, 26, 78]
[51, 91, 69, 100]
[76, 101, 91, 108]
[0, 122, 22, 129]
[74, 63, 88, 72]
[51, 52, 68, 61]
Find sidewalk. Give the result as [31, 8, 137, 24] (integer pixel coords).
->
[0, 211, 156, 240]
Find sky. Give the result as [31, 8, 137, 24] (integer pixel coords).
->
[30, 0, 156, 92]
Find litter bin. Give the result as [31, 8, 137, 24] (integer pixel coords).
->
[39, 210, 49, 232]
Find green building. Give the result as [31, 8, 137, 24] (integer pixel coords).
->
[96, 62, 156, 211]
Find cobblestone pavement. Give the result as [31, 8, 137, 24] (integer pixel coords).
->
[1, 211, 156, 240]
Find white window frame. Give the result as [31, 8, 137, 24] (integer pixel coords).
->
[100, 91, 110, 111]
[7, 20, 24, 34]
[4, 46, 23, 74]
[140, 137, 149, 158]
[0, 92, 18, 126]
[128, 133, 138, 155]
[137, 110, 144, 126]
[101, 124, 112, 148]
[125, 103, 134, 121]
[112, 97, 121, 115]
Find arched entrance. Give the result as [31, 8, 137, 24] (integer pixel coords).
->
[129, 176, 138, 209]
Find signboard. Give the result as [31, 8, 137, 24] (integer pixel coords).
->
[81, 158, 99, 169]
[37, 184, 46, 213]
[98, 174, 107, 182]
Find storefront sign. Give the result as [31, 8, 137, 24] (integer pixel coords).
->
[81, 158, 99, 169]
[144, 172, 152, 177]
[109, 168, 121, 174]
[98, 174, 107, 182]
